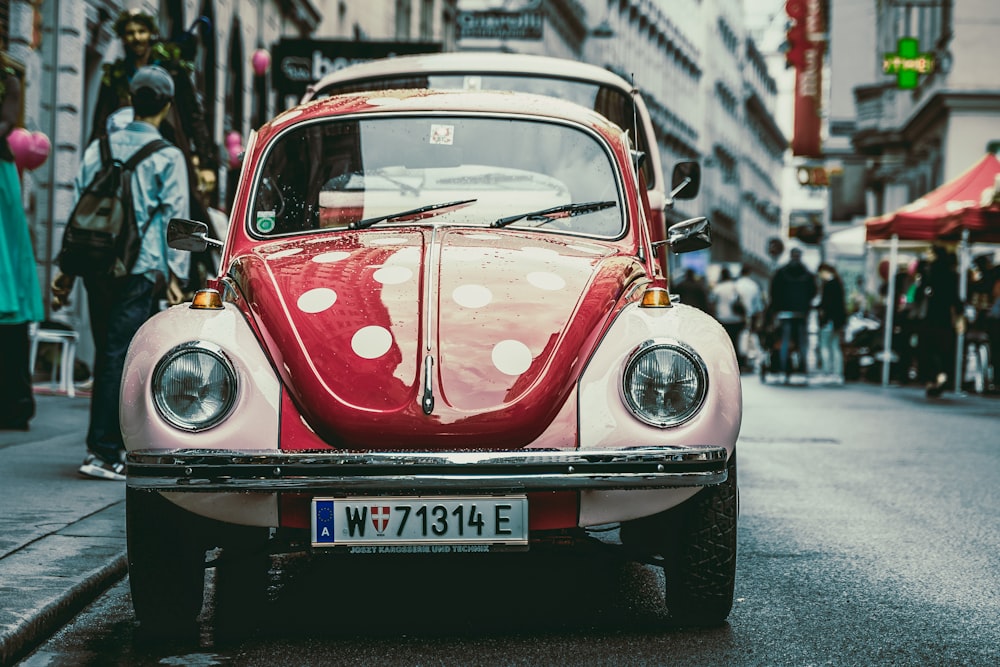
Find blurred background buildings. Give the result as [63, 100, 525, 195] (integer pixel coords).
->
[3, 0, 998, 368]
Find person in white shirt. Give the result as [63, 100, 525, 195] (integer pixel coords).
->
[735, 264, 766, 370]
[711, 267, 745, 362]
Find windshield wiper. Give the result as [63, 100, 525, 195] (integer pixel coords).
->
[349, 199, 478, 230]
[491, 200, 617, 229]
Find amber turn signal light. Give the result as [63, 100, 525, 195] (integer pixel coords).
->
[190, 288, 224, 310]
[640, 287, 672, 308]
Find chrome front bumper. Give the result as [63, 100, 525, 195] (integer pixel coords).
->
[126, 446, 728, 492]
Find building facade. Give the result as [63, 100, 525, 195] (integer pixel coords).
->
[4, 0, 786, 375]
[850, 0, 1000, 216]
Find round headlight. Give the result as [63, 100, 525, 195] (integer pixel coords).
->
[152, 342, 237, 431]
[621, 340, 708, 427]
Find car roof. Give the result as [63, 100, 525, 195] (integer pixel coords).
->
[303, 51, 636, 101]
[266, 88, 628, 140]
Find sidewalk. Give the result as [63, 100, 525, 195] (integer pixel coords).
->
[0, 389, 125, 667]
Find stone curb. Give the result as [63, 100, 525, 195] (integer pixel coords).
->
[0, 503, 127, 666]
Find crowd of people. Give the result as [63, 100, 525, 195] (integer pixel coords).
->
[675, 243, 1000, 395]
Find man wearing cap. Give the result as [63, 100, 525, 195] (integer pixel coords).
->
[53, 65, 190, 480]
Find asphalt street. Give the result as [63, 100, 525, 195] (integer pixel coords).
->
[2, 378, 998, 666]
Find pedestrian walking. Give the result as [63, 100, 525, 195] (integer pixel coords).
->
[911, 245, 965, 397]
[735, 264, 766, 371]
[769, 247, 817, 381]
[711, 267, 745, 362]
[0, 58, 44, 431]
[673, 267, 713, 314]
[89, 9, 217, 295]
[969, 253, 1000, 391]
[51, 66, 190, 479]
[816, 263, 847, 383]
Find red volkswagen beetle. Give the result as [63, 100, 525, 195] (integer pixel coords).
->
[122, 89, 740, 633]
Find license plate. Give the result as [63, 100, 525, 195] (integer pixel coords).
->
[311, 496, 528, 549]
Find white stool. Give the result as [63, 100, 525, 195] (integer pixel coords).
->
[28, 323, 79, 397]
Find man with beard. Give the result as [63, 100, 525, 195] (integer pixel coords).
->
[89, 10, 217, 296]
[769, 247, 817, 382]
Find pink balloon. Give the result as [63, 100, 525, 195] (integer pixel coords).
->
[7, 128, 51, 171]
[252, 49, 271, 77]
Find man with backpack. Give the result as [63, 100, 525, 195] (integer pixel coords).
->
[51, 65, 189, 480]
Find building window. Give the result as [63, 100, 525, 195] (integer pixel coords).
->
[419, 0, 433, 40]
[396, 0, 412, 40]
[885, 1, 948, 53]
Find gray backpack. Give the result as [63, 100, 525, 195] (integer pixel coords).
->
[58, 135, 170, 279]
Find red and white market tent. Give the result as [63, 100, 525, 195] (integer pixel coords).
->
[864, 152, 1000, 388]
[865, 152, 1000, 243]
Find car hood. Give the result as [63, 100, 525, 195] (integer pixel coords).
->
[232, 229, 641, 449]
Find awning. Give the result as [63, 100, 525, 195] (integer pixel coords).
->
[865, 153, 1000, 243]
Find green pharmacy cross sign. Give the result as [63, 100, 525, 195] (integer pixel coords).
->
[883, 37, 935, 89]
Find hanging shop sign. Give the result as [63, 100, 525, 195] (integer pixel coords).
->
[785, 0, 825, 158]
[456, 10, 544, 40]
[883, 38, 935, 90]
[272, 39, 442, 101]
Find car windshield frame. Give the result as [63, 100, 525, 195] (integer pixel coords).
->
[245, 111, 628, 241]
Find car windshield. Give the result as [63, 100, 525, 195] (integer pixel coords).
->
[311, 74, 655, 188]
[250, 115, 623, 238]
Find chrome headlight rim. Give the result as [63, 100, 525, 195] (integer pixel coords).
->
[152, 341, 238, 432]
[619, 338, 709, 428]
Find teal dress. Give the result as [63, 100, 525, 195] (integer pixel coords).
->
[1, 68, 44, 429]
[0, 66, 42, 324]
[0, 158, 44, 325]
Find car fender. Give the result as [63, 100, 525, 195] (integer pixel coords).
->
[121, 302, 282, 525]
[577, 301, 741, 525]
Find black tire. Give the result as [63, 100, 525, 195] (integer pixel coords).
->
[621, 455, 738, 625]
[213, 526, 273, 635]
[126, 488, 208, 634]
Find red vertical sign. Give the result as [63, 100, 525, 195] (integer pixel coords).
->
[786, 0, 825, 157]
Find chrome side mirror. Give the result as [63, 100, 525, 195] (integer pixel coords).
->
[652, 216, 712, 255]
[168, 218, 223, 252]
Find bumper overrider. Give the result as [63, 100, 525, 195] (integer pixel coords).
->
[126, 446, 729, 492]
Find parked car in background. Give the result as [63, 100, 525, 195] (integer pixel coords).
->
[122, 88, 740, 635]
[301, 52, 674, 275]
